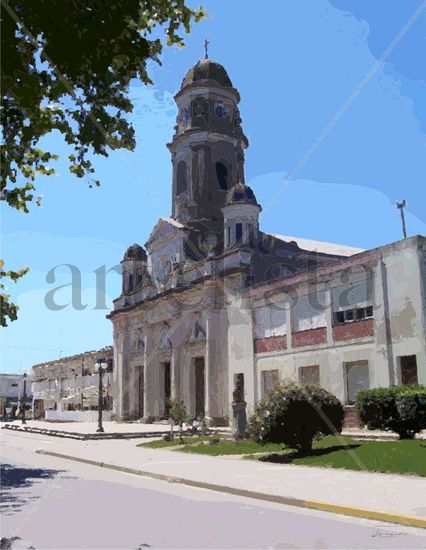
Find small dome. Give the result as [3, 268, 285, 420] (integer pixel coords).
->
[181, 59, 233, 89]
[226, 182, 260, 207]
[123, 243, 147, 261]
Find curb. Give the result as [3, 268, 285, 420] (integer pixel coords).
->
[2, 424, 218, 440]
[36, 449, 426, 530]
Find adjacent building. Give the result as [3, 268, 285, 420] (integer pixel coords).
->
[109, 56, 426, 425]
[31, 347, 113, 421]
[0, 373, 32, 419]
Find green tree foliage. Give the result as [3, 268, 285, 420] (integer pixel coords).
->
[1, 0, 205, 324]
[356, 385, 426, 439]
[0, 262, 29, 327]
[249, 383, 344, 453]
[168, 399, 189, 440]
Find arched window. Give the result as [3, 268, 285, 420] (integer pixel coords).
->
[216, 162, 229, 190]
[176, 161, 187, 195]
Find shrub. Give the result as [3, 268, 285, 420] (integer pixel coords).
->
[356, 385, 426, 439]
[168, 400, 189, 440]
[249, 383, 344, 453]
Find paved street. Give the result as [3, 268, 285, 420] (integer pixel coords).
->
[1, 431, 426, 549]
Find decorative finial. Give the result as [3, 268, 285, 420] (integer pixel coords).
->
[204, 37, 209, 60]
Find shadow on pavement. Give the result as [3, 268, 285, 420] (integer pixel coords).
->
[0, 463, 64, 516]
[259, 443, 361, 463]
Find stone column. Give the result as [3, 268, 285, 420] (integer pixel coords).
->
[142, 335, 148, 419]
[144, 327, 160, 419]
[181, 352, 192, 416]
[120, 328, 131, 420]
[171, 346, 182, 401]
[206, 308, 229, 422]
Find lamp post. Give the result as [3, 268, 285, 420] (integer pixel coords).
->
[95, 358, 107, 433]
[21, 373, 27, 425]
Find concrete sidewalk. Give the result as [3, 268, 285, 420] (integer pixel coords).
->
[2, 419, 181, 434]
[4, 419, 424, 441]
[7, 428, 424, 529]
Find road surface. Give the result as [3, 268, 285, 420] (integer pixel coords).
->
[1, 431, 425, 549]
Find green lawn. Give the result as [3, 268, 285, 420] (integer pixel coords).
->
[287, 437, 426, 477]
[176, 435, 426, 476]
[180, 439, 285, 456]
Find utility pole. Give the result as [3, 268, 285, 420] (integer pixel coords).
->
[21, 373, 27, 424]
[396, 200, 407, 239]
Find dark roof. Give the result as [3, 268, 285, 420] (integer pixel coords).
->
[181, 59, 233, 89]
[123, 243, 147, 261]
[226, 182, 260, 207]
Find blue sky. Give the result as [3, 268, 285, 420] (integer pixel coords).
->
[2, 0, 425, 373]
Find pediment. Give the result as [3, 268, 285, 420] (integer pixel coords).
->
[146, 217, 185, 249]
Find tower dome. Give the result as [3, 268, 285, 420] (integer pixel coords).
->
[222, 183, 261, 250]
[123, 243, 147, 262]
[181, 59, 233, 90]
[226, 182, 260, 208]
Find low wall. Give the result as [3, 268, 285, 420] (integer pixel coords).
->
[45, 410, 112, 422]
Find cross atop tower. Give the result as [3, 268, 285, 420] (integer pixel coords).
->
[204, 37, 209, 59]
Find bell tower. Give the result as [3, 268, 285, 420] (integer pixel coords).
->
[168, 53, 248, 253]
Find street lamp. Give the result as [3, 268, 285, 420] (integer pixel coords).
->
[95, 358, 107, 433]
[21, 373, 27, 425]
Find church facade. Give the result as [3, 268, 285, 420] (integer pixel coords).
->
[108, 57, 426, 424]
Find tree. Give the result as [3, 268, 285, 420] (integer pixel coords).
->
[249, 383, 344, 454]
[168, 399, 188, 441]
[0, 262, 29, 327]
[1, 0, 205, 324]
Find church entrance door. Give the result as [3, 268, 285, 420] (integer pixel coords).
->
[194, 357, 205, 418]
[163, 362, 171, 417]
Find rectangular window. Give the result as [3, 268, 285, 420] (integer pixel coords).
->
[355, 307, 365, 320]
[261, 370, 279, 397]
[335, 311, 345, 324]
[299, 365, 320, 386]
[293, 293, 327, 332]
[345, 309, 354, 322]
[236, 223, 243, 243]
[346, 361, 369, 404]
[399, 355, 418, 385]
[254, 304, 286, 338]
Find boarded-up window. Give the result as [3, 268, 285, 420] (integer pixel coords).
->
[299, 365, 320, 386]
[346, 361, 369, 404]
[261, 370, 279, 397]
[400, 355, 418, 385]
[254, 304, 286, 338]
[176, 161, 187, 195]
[293, 293, 327, 332]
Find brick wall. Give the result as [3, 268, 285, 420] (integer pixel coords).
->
[343, 406, 361, 428]
[292, 327, 327, 348]
[333, 319, 374, 342]
[254, 335, 287, 353]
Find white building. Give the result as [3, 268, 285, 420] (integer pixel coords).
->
[109, 56, 426, 426]
[32, 347, 113, 422]
[0, 373, 32, 419]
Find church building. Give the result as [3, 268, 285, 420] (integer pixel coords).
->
[108, 55, 426, 425]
